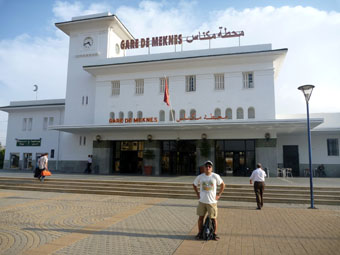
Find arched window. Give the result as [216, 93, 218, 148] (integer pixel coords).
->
[237, 107, 244, 119]
[137, 111, 143, 118]
[159, 110, 165, 121]
[180, 109, 186, 119]
[225, 108, 232, 119]
[128, 111, 133, 119]
[119, 111, 124, 119]
[248, 107, 255, 119]
[169, 110, 175, 121]
[214, 108, 221, 118]
[110, 112, 115, 119]
[190, 109, 196, 119]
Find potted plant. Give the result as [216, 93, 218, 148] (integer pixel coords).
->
[143, 149, 155, 175]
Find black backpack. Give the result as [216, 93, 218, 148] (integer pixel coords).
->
[202, 216, 215, 241]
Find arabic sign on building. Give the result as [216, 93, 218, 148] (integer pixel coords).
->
[16, 139, 41, 146]
[109, 114, 229, 124]
[121, 27, 244, 50]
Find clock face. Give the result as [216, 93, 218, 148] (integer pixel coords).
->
[115, 43, 120, 54]
[83, 37, 93, 49]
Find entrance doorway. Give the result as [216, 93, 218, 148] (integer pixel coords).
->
[283, 145, 300, 176]
[215, 140, 255, 176]
[161, 140, 196, 175]
[112, 141, 144, 174]
[23, 153, 33, 169]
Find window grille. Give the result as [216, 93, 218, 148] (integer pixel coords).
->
[169, 110, 175, 121]
[111, 81, 120, 95]
[159, 110, 165, 121]
[248, 107, 255, 119]
[214, 74, 225, 90]
[180, 109, 186, 119]
[49, 117, 54, 126]
[135, 79, 144, 94]
[186, 75, 196, 92]
[110, 112, 115, 119]
[237, 108, 244, 119]
[128, 111, 133, 119]
[43, 117, 48, 130]
[327, 139, 339, 156]
[214, 108, 221, 118]
[190, 109, 196, 119]
[225, 108, 232, 119]
[160, 78, 169, 93]
[137, 111, 143, 118]
[243, 72, 254, 88]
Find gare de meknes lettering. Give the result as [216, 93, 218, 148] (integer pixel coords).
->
[120, 34, 183, 49]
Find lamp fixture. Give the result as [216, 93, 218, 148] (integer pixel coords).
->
[96, 135, 102, 142]
[201, 133, 207, 140]
[147, 134, 152, 142]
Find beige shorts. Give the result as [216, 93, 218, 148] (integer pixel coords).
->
[196, 202, 218, 219]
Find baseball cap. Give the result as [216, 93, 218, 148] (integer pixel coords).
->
[204, 160, 213, 166]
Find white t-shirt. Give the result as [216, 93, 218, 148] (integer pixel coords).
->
[88, 157, 92, 164]
[193, 173, 224, 204]
[38, 156, 48, 170]
[250, 168, 267, 182]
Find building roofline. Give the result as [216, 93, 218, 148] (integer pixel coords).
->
[55, 14, 134, 39]
[0, 103, 65, 111]
[83, 48, 288, 69]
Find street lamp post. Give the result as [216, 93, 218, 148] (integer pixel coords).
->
[298, 84, 315, 209]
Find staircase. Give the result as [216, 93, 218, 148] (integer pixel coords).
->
[0, 177, 339, 205]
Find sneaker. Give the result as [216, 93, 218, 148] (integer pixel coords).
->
[212, 233, 220, 241]
[256, 207, 261, 210]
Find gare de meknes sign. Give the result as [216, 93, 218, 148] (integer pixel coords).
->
[120, 27, 244, 50]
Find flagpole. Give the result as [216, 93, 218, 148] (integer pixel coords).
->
[164, 75, 175, 123]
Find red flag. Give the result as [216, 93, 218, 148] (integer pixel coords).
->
[163, 78, 170, 106]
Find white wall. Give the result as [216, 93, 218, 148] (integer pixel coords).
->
[93, 57, 276, 125]
[277, 132, 340, 165]
[4, 107, 64, 164]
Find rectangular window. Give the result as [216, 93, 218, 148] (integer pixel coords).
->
[79, 136, 82, 146]
[50, 149, 55, 159]
[214, 74, 225, 90]
[327, 139, 339, 156]
[27, 118, 32, 131]
[49, 117, 54, 126]
[111, 80, 120, 95]
[83, 136, 86, 146]
[86, 96, 88, 105]
[82, 96, 85, 105]
[135, 79, 144, 95]
[160, 77, 169, 93]
[22, 118, 27, 131]
[186, 75, 196, 92]
[43, 117, 48, 130]
[243, 72, 254, 88]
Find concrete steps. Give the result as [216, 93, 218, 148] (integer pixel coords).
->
[0, 177, 339, 205]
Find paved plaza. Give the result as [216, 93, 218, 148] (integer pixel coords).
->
[0, 187, 340, 255]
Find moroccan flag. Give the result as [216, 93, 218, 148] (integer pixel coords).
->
[163, 78, 170, 106]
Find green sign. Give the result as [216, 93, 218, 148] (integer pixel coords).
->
[16, 139, 41, 147]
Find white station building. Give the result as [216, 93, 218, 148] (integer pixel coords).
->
[1, 13, 339, 177]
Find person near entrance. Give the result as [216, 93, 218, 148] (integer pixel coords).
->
[38, 153, 49, 182]
[249, 163, 267, 210]
[193, 160, 225, 241]
[85, 155, 92, 174]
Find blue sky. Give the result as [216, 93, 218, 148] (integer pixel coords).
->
[0, 0, 340, 146]
[1, 0, 339, 39]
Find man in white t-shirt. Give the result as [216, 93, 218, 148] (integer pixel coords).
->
[249, 163, 267, 210]
[193, 160, 225, 240]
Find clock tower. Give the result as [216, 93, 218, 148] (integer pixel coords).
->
[55, 13, 134, 127]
